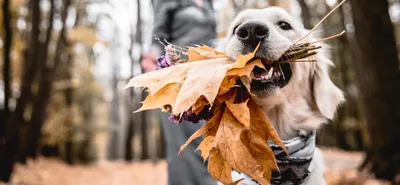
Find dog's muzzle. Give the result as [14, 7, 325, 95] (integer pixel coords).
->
[236, 21, 269, 50]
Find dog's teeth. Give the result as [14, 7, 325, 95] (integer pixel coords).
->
[268, 67, 274, 78]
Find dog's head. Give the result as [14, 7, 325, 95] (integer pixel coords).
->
[217, 7, 344, 127]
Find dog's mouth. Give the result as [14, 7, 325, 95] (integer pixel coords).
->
[250, 58, 292, 93]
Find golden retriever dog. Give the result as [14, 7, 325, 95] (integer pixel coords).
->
[216, 7, 344, 185]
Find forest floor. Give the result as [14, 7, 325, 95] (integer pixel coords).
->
[2, 148, 390, 185]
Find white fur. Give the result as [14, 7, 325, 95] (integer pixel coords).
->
[216, 7, 345, 185]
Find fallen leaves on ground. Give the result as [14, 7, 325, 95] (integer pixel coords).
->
[4, 149, 390, 185]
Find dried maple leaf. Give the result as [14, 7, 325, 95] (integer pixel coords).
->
[186, 45, 227, 62]
[229, 44, 260, 70]
[218, 76, 239, 96]
[225, 93, 250, 127]
[196, 136, 215, 161]
[179, 107, 224, 155]
[227, 59, 265, 77]
[135, 83, 181, 112]
[126, 44, 288, 185]
[124, 64, 187, 95]
[192, 96, 209, 115]
[214, 107, 269, 185]
[248, 100, 286, 152]
[173, 58, 232, 114]
[229, 179, 244, 185]
[208, 148, 233, 184]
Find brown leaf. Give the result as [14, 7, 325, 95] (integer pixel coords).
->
[208, 148, 233, 184]
[135, 83, 181, 112]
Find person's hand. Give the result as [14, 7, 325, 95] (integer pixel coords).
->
[141, 54, 158, 72]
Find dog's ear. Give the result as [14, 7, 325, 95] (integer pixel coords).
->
[312, 54, 345, 120]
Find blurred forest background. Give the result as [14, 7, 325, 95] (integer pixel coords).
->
[0, 0, 400, 184]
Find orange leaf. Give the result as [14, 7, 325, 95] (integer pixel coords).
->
[239, 76, 254, 96]
[218, 76, 239, 96]
[241, 130, 278, 179]
[179, 107, 224, 154]
[208, 148, 233, 185]
[135, 83, 181, 112]
[248, 99, 287, 154]
[225, 94, 250, 127]
[192, 96, 209, 115]
[229, 44, 260, 70]
[227, 59, 265, 77]
[186, 45, 227, 62]
[229, 179, 244, 185]
[196, 136, 215, 162]
[214, 108, 269, 185]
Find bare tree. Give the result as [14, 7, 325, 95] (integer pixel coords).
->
[125, 22, 137, 161]
[27, 0, 71, 159]
[0, 0, 13, 181]
[349, 0, 400, 182]
[0, 0, 42, 181]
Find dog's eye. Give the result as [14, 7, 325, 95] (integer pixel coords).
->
[277, 21, 292, 30]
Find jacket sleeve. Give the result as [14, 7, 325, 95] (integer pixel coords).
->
[151, 0, 179, 56]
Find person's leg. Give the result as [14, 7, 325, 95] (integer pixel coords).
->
[160, 112, 216, 185]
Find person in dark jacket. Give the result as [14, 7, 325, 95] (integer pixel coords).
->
[141, 0, 218, 185]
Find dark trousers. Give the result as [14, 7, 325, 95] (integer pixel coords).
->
[160, 112, 217, 185]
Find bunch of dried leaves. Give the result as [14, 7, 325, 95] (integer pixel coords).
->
[124, 42, 325, 184]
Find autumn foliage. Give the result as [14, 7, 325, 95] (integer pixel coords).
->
[125, 45, 286, 184]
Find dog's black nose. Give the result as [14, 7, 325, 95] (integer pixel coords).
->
[235, 21, 269, 49]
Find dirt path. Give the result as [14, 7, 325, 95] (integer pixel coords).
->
[3, 149, 389, 185]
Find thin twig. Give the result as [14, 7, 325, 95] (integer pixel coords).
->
[294, 0, 346, 45]
[309, 31, 346, 45]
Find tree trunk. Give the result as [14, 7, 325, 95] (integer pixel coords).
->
[0, 0, 41, 181]
[108, 26, 122, 160]
[136, 0, 149, 160]
[27, 0, 70, 159]
[349, 0, 400, 182]
[64, 47, 74, 164]
[0, 0, 13, 181]
[125, 24, 136, 160]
